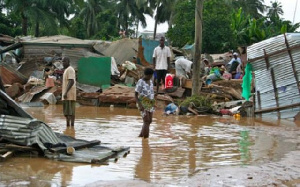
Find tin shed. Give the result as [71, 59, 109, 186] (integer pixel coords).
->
[248, 33, 300, 119]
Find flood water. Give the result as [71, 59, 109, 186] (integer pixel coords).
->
[0, 105, 298, 186]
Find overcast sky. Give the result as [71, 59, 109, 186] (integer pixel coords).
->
[139, 0, 300, 33]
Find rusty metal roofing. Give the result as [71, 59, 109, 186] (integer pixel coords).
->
[0, 34, 14, 44]
[248, 33, 300, 119]
[0, 65, 27, 85]
[17, 86, 48, 103]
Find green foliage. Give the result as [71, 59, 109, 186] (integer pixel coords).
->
[167, 0, 195, 47]
[202, 0, 233, 53]
[93, 10, 119, 40]
[68, 17, 86, 39]
[179, 95, 212, 108]
[230, 7, 300, 47]
[0, 11, 22, 36]
[1, 0, 299, 49]
[168, 0, 234, 53]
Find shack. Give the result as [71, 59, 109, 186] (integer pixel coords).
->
[248, 33, 300, 119]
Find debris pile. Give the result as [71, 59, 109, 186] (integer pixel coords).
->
[0, 34, 254, 117]
[0, 90, 130, 163]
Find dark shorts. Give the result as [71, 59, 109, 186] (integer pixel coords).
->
[63, 100, 76, 116]
[156, 70, 167, 84]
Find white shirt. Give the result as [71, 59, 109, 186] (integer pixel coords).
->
[62, 66, 76, 101]
[153, 45, 171, 70]
[175, 58, 193, 76]
[228, 57, 242, 65]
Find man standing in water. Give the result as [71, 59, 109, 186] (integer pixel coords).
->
[62, 57, 76, 127]
[153, 36, 171, 93]
[135, 68, 155, 138]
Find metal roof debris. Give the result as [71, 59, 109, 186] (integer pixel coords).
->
[248, 33, 300, 119]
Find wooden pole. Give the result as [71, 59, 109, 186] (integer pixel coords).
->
[257, 91, 262, 118]
[263, 49, 280, 117]
[192, 0, 204, 95]
[248, 44, 300, 63]
[284, 33, 300, 95]
[270, 68, 280, 118]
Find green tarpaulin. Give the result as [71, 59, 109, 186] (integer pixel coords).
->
[78, 57, 111, 88]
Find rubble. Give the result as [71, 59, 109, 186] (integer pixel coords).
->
[0, 89, 130, 163]
[0, 34, 254, 119]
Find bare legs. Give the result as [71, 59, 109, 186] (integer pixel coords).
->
[65, 115, 75, 126]
[139, 111, 153, 138]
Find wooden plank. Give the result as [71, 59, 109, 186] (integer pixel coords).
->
[49, 140, 100, 153]
[263, 49, 270, 70]
[255, 102, 300, 114]
[167, 87, 185, 98]
[5, 144, 39, 151]
[284, 33, 300, 95]
[0, 151, 14, 162]
[256, 91, 262, 117]
[183, 79, 192, 89]
[248, 44, 300, 63]
[270, 68, 280, 118]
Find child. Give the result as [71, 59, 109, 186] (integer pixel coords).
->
[135, 68, 155, 138]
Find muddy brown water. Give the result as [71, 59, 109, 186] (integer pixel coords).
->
[0, 105, 298, 186]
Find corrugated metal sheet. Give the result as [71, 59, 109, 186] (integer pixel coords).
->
[17, 86, 48, 103]
[0, 65, 27, 85]
[0, 115, 61, 151]
[248, 33, 300, 119]
[62, 48, 102, 69]
[21, 35, 92, 46]
[101, 38, 138, 64]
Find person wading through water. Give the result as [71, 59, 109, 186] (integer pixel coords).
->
[135, 68, 155, 138]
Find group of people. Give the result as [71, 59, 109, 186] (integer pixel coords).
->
[202, 52, 244, 84]
[61, 36, 244, 139]
[135, 37, 247, 138]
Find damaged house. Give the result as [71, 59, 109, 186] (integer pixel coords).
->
[248, 33, 300, 119]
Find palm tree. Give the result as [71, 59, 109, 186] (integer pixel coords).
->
[134, 0, 153, 37]
[267, 0, 283, 21]
[153, 0, 177, 39]
[5, 0, 73, 36]
[230, 0, 266, 19]
[80, 0, 108, 38]
[5, 0, 32, 35]
[116, 0, 152, 37]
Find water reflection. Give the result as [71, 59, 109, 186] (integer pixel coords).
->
[135, 139, 152, 182]
[63, 126, 76, 138]
[239, 130, 251, 165]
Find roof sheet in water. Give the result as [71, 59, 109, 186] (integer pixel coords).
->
[248, 33, 300, 119]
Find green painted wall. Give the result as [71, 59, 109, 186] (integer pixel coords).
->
[78, 57, 111, 87]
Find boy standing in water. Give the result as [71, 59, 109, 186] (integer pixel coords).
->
[135, 68, 155, 138]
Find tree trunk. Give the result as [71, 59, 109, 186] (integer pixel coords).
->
[192, 0, 204, 96]
[135, 18, 139, 38]
[35, 21, 40, 37]
[21, 12, 28, 36]
[153, 18, 158, 40]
